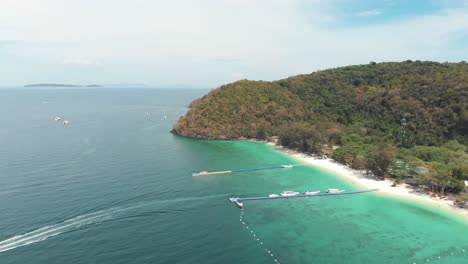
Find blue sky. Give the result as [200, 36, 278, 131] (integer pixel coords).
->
[1, 0, 467, 87]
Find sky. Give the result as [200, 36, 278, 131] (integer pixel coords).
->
[1, 0, 467, 87]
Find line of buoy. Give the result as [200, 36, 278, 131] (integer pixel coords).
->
[240, 207, 280, 264]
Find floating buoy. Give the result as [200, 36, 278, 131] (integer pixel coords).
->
[240, 208, 279, 264]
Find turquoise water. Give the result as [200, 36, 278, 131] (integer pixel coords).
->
[0, 88, 466, 263]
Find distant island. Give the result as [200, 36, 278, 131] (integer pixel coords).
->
[24, 83, 102, 87]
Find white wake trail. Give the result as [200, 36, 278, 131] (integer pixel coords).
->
[0, 208, 122, 253]
[0, 193, 222, 253]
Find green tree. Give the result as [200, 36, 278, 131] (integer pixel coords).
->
[452, 164, 468, 181]
[366, 144, 396, 178]
[427, 162, 452, 195]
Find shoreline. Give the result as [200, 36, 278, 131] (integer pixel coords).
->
[270, 143, 468, 221]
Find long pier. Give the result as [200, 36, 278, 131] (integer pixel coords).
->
[229, 189, 378, 203]
[192, 164, 303, 176]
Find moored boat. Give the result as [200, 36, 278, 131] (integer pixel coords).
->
[281, 164, 293, 168]
[280, 191, 300, 197]
[304, 190, 320, 195]
[269, 194, 279, 197]
[191, 171, 207, 176]
[326, 188, 345, 194]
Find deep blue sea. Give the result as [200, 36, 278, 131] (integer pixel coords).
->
[0, 88, 467, 264]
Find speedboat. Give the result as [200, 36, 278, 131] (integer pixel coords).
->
[235, 200, 243, 208]
[269, 194, 280, 198]
[281, 164, 293, 168]
[192, 170, 208, 176]
[304, 190, 321, 195]
[326, 188, 345, 194]
[280, 191, 300, 197]
[63, 120, 69, 125]
[54, 116, 61, 121]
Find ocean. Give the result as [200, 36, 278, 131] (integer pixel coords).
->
[0, 88, 466, 263]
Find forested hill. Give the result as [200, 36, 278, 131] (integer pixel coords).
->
[173, 61, 467, 144]
[173, 61, 468, 197]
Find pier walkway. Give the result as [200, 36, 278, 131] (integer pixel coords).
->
[229, 189, 378, 203]
[192, 164, 303, 176]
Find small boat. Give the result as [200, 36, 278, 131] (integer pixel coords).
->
[144, 112, 149, 117]
[191, 171, 207, 176]
[269, 194, 280, 198]
[54, 116, 61, 121]
[162, 115, 167, 120]
[280, 191, 300, 197]
[281, 164, 293, 168]
[63, 120, 69, 125]
[326, 188, 345, 194]
[235, 200, 243, 208]
[304, 190, 321, 195]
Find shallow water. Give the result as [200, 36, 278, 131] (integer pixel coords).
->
[0, 88, 466, 263]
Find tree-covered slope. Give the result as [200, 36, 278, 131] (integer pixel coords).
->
[173, 61, 468, 145]
[173, 61, 468, 197]
[172, 80, 306, 139]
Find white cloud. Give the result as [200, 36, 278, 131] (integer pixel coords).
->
[0, 0, 467, 86]
[62, 59, 102, 66]
[231, 72, 245, 80]
[357, 9, 382, 16]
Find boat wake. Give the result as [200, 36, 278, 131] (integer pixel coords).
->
[0, 193, 225, 254]
[0, 208, 121, 253]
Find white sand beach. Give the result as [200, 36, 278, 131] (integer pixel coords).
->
[273, 144, 468, 220]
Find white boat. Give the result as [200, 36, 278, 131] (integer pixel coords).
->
[281, 164, 293, 168]
[269, 194, 279, 197]
[162, 115, 167, 120]
[63, 120, 69, 125]
[54, 116, 61, 121]
[304, 190, 321, 195]
[326, 188, 345, 194]
[235, 200, 243, 208]
[280, 191, 300, 197]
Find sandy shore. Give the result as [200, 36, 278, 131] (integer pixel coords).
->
[272, 144, 468, 221]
